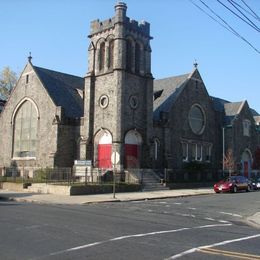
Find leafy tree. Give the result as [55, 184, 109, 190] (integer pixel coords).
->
[0, 67, 17, 100]
[224, 149, 236, 176]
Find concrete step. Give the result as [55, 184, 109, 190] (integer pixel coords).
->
[141, 170, 169, 191]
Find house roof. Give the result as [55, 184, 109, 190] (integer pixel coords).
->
[211, 97, 260, 125]
[153, 73, 190, 120]
[34, 66, 84, 118]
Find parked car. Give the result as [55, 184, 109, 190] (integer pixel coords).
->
[250, 177, 260, 190]
[214, 176, 252, 193]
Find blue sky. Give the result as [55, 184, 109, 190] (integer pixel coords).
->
[1, 0, 259, 111]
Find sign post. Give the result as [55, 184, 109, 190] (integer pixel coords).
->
[111, 152, 120, 199]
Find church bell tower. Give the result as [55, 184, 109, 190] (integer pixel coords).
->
[80, 2, 153, 170]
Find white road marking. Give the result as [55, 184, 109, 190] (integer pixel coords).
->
[49, 223, 231, 257]
[173, 202, 182, 205]
[219, 211, 243, 218]
[188, 207, 196, 210]
[218, 220, 230, 223]
[166, 233, 260, 259]
[176, 213, 196, 218]
[204, 217, 215, 221]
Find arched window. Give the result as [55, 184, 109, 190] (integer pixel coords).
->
[126, 39, 133, 72]
[99, 42, 105, 71]
[108, 40, 114, 69]
[135, 42, 141, 73]
[13, 100, 38, 158]
[154, 138, 160, 160]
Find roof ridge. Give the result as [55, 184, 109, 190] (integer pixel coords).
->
[34, 66, 83, 79]
[155, 73, 190, 81]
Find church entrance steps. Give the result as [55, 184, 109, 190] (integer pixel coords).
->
[126, 169, 169, 191]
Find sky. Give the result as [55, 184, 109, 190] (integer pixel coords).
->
[0, 0, 259, 111]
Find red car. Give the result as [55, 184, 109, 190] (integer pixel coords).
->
[214, 176, 252, 193]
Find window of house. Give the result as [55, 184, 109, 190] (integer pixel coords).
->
[191, 143, 202, 161]
[182, 142, 188, 161]
[135, 42, 140, 73]
[26, 74, 29, 84]
[205, 145, 212, 161]
[189, 104, 205, 135]
[154, 139, 160, 160]
[13, 100, 38, 158]
[99, 42, 105, 71]
[191, 144, 196, 161]
[243, 120, 251, 137]
[108, 40, 114, 69]
[126, 39, 133, 72]
[197, 144, 202, 161]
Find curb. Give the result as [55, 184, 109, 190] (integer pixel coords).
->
[246, 212, 260, 229]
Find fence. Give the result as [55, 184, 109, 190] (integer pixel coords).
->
[0, 167, 127, 185]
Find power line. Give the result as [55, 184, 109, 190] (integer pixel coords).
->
[218, 0, 260, 32]
[241, 0, 260, 21]
[189, 0, 260, 54]
[229, 0, 260, 22]
[189, 0, 236, 35]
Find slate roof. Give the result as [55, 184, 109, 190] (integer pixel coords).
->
[34, 66, 84, 118]
[153, 73, 190, 120]
[210, 96, 229, 112]
[211, 96, 260, 125]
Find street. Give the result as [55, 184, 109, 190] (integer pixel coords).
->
[1, 191, 260, 259]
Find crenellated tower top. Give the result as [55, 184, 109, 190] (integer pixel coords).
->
[89, 2, 151, 39]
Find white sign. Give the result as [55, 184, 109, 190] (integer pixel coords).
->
[74, 160, 92, 166]
[111, 152, 120, 165]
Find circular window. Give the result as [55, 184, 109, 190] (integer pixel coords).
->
[188, 104, 205, 134]
[129, 95, 138, 109]
[99, 95, 109, 109]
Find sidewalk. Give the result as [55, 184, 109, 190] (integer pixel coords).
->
[0, 188, 214, 204]
[0, 188, 259, 228]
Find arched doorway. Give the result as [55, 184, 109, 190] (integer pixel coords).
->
[241, 149, 252, 178]
[95, 130, 112, 169]
[124, 130, 142, 168]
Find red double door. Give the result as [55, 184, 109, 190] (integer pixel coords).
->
[125, 144, 139, 168]
[98, 144, 140, 169]
[98, 144, 112, 169]
[244, 161, 249, 177]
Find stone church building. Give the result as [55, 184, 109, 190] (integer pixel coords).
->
[0, 2, 260, 181]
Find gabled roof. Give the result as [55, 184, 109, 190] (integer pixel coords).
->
[224, 101, 244, 124]
[210, 96, 229, 112]
[212, 97, 260, 125]
[34, 66, 84, 118]
[224, 101, 244, 116]
[153, 73, 190, 120]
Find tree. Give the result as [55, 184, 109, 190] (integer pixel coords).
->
[0, 67, 17, 100]
[224, 149, 236, 177]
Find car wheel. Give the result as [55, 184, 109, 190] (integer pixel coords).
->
[246, 185, 251, 192]
[233, 186, 237, 193]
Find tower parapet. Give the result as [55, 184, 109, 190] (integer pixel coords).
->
[89, 2, 151, 39]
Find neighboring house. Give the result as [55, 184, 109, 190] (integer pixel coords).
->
[0, 2, 259, 180]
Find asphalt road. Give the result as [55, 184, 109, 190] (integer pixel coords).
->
[1, 191, 260, 260]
